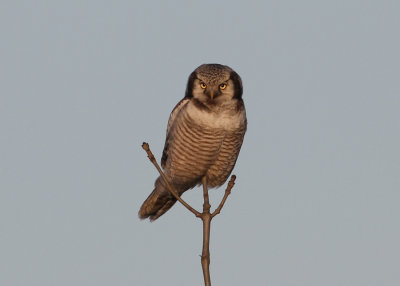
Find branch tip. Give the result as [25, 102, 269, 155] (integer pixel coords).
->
[142, 142, 149, 150]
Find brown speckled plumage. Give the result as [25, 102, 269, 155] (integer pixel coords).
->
[139, 64, 247, 221]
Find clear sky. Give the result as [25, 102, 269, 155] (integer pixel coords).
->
[1, 1, 399, 285]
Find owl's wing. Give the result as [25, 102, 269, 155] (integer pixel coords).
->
[161, 98, 190, 169]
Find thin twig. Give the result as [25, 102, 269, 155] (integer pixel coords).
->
[142, 142, 201, 217]
[201, 177, 212, 286]
[211, 175, 236, 218]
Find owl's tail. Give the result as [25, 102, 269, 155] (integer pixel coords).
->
[138, 176, 178, 221]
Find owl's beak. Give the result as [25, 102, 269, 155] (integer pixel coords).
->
[206, 89, 219, 100]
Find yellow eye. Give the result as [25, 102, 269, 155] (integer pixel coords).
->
[219, 83, 227, 90]
[200, 82, 207, 89]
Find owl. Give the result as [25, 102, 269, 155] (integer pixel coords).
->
[139, 64, 247, 221]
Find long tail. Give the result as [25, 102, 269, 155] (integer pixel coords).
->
[138, 177, 178, 221]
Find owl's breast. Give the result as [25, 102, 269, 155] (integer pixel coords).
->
[164, 99, 246, 189]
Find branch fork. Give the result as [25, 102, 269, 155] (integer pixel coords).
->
[142, 142, 237, 286]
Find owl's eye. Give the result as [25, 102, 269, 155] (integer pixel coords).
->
[200, 82, 207, 89]
[219, 83, 227, 90]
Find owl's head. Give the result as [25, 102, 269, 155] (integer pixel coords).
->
[185, 64, 243, 105]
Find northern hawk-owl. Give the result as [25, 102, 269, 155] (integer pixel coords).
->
[139, 64, 247, 221]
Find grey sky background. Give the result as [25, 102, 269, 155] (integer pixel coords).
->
[1, 1, 399, 285]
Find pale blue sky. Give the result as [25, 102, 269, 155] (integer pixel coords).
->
[1, 1, 399, 285]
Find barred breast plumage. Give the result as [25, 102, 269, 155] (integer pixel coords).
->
[139, 64, 247, 221]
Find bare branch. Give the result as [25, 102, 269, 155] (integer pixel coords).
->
[200, 177, 212, 286]
[211, 175, 236, 218]
[142, 142, 201, 217]
[202, 176, 211, 214]
[142, 142, 239, 286]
